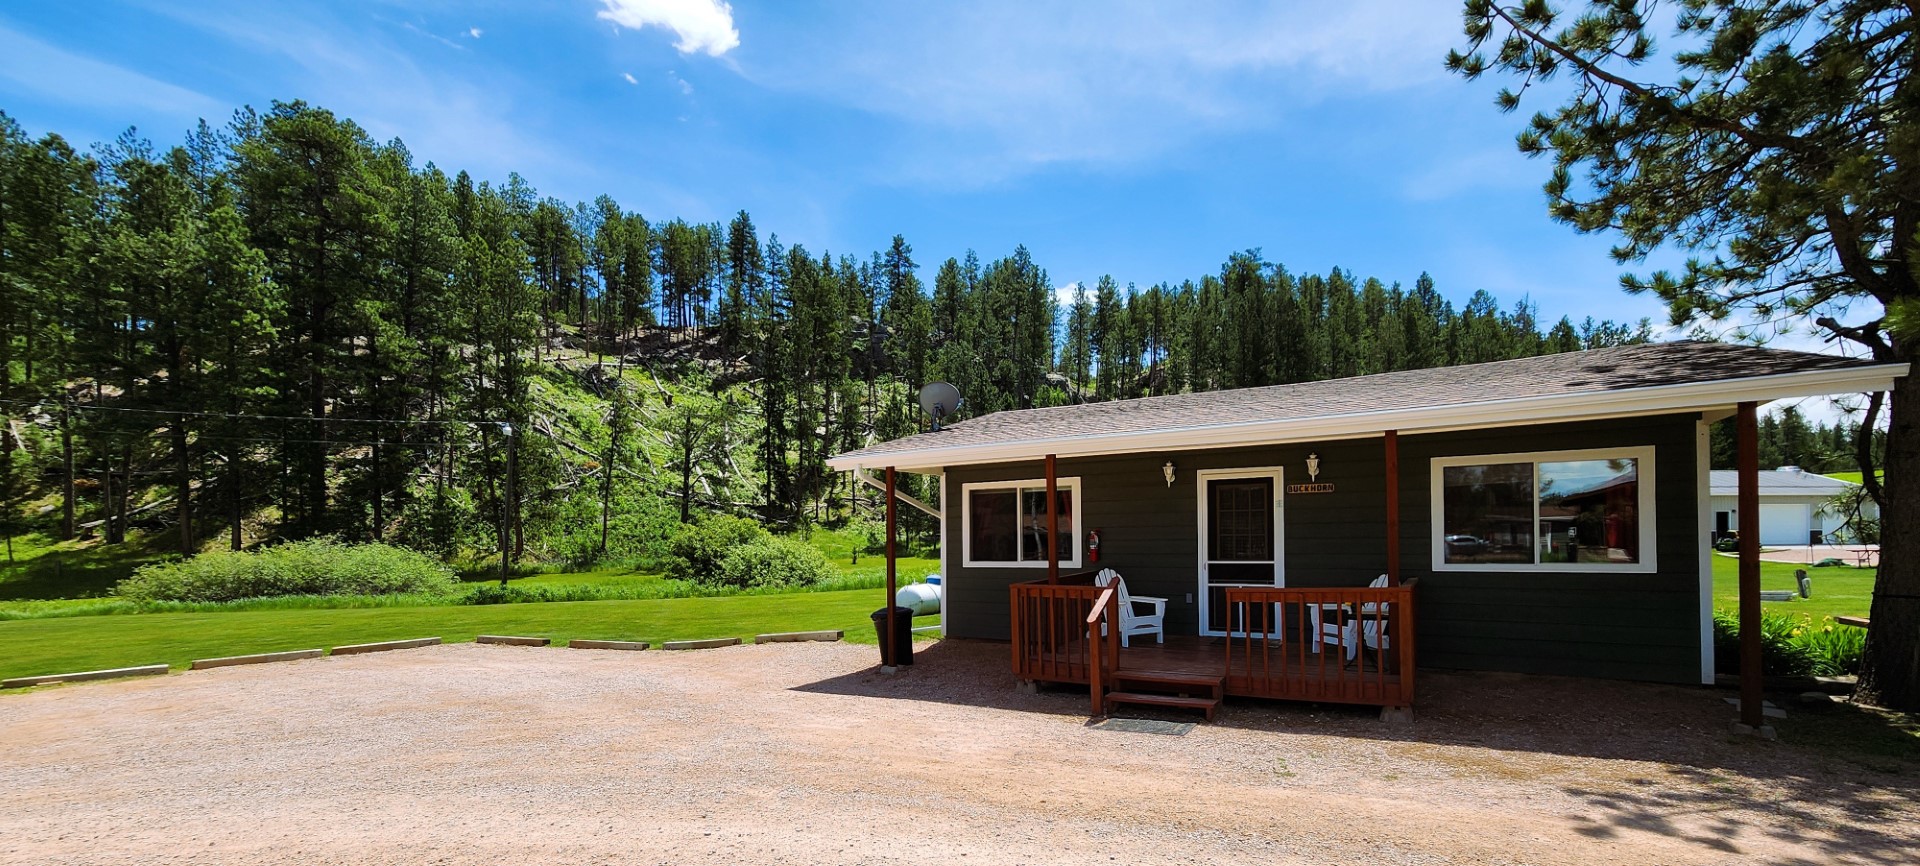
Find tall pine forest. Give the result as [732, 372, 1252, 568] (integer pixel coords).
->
[1, 101, 1687, 568]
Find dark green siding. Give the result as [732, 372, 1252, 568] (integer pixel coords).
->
[938, 413, 1705, 684]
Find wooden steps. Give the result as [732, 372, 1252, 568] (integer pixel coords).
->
[1106, 668, 1223, 721]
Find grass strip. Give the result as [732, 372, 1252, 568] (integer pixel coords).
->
[0, 589, 933, 681]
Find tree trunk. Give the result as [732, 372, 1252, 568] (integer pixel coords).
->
[679, 413, 694, 524]
[1859, 365, 1920, 709]
[371, 439, 384, 541]
[599, 430, 616, 556]
[175, 417, 192, 555]
[101, 450, 114, 545]
[229, 450, 243, 551]
[60, 402, 74, 541]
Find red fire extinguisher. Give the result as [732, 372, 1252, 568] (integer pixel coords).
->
[1088, 529, 1101, 563]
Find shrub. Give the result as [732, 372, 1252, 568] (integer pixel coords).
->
[1712, 609, 1869, 677]
[1712, 609, 1822, 677]
[115, 538, 458, 602]
[665, 515, 770, 581]
[1798, 618, 1867, 677]
[711, 536, 835, 589]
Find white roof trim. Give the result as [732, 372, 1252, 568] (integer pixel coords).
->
[828, 363, 1907, 471]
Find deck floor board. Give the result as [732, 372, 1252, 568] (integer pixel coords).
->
[1035, 635, 1406, 704]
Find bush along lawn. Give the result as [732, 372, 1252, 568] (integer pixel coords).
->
[0, 589, 939, 683]
[1712, 609, 1865, 678]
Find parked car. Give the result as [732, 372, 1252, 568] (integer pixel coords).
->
[1444, 534, 1487, 556]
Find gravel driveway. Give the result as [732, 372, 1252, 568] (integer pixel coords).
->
[1, 639, 1913, 865]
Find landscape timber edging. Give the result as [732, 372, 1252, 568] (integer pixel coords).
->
[2, 664, 171, 689]
[328, 637, 443, 656]
[567, 639, 650, 651]
[753, 630, 843, 643]
[475, 635, 551, 647]
[660, 637, 743, 650]
[190, 649, 324, 670]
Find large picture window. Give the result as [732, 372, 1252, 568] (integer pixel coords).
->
[1430, 447, 1655, 572]
[961, 478, 1081, 568]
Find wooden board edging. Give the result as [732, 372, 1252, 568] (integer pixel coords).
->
[191, 649, 323, 670]
[567, 639, 649, 651]
[3, 664, 170, 689]
[329, 637, 442, 656]
[475, 635, 551, 647]
[660, 637, 742, 650]
[754, 630, 843, 643]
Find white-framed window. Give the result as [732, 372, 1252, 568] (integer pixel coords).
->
[961, 477, 1082, 568]
[1430, 446, 1656, 573]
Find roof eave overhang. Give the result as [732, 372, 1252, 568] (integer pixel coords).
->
[827, 362, 1909, 472]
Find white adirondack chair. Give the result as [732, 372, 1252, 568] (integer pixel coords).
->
[1313, 574, 1392, 661]
[1093, 568, 1166, 647]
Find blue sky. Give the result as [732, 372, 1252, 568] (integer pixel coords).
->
[0, 0, 1672, 325]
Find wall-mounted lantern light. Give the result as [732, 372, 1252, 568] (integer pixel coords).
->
[1162, 461, 1176, 488]
[1306, 453, 1321, 482]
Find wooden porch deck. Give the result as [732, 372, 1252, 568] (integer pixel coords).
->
[1063, 635, 1407, 705]
[1012, 577, 1417, 717]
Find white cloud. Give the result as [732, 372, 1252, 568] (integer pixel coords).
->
[0, 23, 224, 118]
[739, 1, 1458, 185]
[468, 27, 483, 39]
[1054, 282, 1083, 309]
[623, 72, 639, 85]
[147, 6, 579, 186]
[596, 0, 739, 57]
[668, 71, 693, 95]
[1402, 149, 1540, 202]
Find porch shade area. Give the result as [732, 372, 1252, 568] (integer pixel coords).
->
[940, 414, 1708, 684]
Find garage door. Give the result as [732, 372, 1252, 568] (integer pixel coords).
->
[1758, 503, 1810, 545]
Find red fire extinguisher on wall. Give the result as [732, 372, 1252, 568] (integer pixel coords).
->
[1088, 529, 1101, 563]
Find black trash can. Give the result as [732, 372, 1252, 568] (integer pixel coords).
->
[871, 606, 914, 666]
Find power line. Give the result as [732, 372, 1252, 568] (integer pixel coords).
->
[0, 397, 505, 428]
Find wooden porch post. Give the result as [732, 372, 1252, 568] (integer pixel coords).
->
[1385, 430, 1400, 583]
[1046, 454, 1060, 583]
[1736, 402, 1763, 728]
[885, 466, 899, 667]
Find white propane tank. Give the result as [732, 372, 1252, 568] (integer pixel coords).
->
[894, 577, 942, 616]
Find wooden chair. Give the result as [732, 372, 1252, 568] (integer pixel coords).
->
[1312, 574, 1391, 662]
[1093, 568, 1166, 647]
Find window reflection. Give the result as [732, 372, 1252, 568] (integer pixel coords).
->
[1442, 463, 1534, 564]
[968, 489, 1018, 563]
[1018, 489, 1073, 561]
[1539, 459, 1639, 564]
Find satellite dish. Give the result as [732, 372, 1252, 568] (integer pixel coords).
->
[917, 382, 963, 431]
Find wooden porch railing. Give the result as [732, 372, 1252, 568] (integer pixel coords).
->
[1010, 571, 1116, 711]
[1222, 580, 1418, 708]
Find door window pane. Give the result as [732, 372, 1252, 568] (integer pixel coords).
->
[1441, 463, 1533, 564]
[1206, 562, 1275, 585]
[1539, 458, 1639, 564]
[1208, 479, 1274, 561]
[968, 489, 1017, 562]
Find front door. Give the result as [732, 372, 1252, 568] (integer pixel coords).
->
[1197, 468, 1284, 636]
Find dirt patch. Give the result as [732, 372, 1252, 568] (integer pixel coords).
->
[0, 639, 1913, 865]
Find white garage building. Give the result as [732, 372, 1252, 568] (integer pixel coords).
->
[1707, 467, 1875, 545]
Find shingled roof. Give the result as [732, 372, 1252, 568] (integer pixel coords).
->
[1708, 469, 1858, 497]
[830, 341, 1906, 471]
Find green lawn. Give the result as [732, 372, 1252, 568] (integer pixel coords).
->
[0, 588, 934, 682]
[1709, 553, 1874, 621]
[0, 531, 175, 601]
